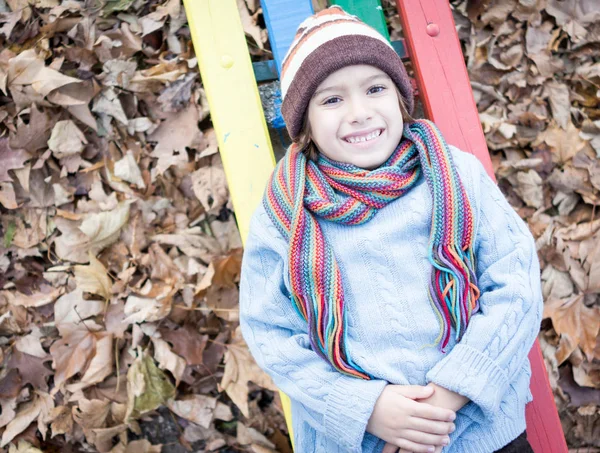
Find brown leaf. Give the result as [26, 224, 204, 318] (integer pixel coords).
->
[544, 294, 600, 362]
[220, 327, 277, 418]
[9, 105, 56, 153]
[148, 102, 203, 175]
[66, 333, 113, 393]
[191, 153, 229, 215]
[0, 369, 23, 399]
[533, 121, 589, 164]
[50, 328, 101, 391]
[0, 138, 31, 183]
[236, 0, 265, 49]
[8, 49, 82, 98]
[159, 324, 208, 366]
[0, 391, 54, 447]
[54, 201, 131, 263]
[151, 337, 185, 386]
[545, 82, 571, 130]
[7, 350, 53, 392]
[73, 253, 113, 301]
[47, 120, 88, 158]
[166, 395, 216, 429]
[47, 405, 73, 437]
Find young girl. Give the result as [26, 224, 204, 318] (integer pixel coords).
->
[239, 6, 542, 453]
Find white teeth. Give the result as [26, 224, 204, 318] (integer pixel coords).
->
[346, 129, 382, 144]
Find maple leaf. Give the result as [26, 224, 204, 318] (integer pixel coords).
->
[7, 350, 53, 392]
[54, 201, 131, 263]
[0, 138, 31, 183]
[220, 327, 277, 418]
[0, 390, 54, 447]
[66, 333, 114, 393]
[0, 368, 22, 403]
[151, 337, 185, 386]
[124, 282, 178, 324]
[7, 49, 82, 98]
[543, 294, 600, 362]
[46, 405, 73, 437]
[9, 104, 56, 153]
[73, 253, 113, 301]
[159, 324, 208, 366]
[166, 395, 217, 429]
[53, 288, 104, 336]
[50, 327, 101, 391]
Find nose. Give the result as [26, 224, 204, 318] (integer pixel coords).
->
[346, 94, 372, 125]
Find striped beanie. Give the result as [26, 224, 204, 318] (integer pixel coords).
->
[280, 6, 414, 141]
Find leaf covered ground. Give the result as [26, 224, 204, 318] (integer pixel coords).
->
[0, 0, 598, 451]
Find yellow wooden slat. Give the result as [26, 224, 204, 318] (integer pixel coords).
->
[182, 0, 275, 242]
[182, 0, 295, 447]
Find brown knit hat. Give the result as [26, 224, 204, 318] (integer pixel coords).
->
[280, 6, 414, 141]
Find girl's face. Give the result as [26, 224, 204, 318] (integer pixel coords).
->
[307, 65, 404, 170]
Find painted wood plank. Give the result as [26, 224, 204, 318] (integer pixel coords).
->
[253, 60, 279, 82]
[331, 0, 390, 39]
[395, 0, 492, 175]
[181, 0, 275, 244]
[395, 1, 568, 452]
[260, 0, 314, 75]
[182, 0, 296, 444]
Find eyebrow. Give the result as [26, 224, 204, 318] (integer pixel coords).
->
[312, 73, 390, 98]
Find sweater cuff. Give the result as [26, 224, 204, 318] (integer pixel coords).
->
[426, 344, 508, 420]
[325, 376, 387, 453]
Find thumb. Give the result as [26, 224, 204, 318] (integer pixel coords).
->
[393, 384, 434, 400]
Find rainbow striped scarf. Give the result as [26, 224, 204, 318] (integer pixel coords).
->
[263, 119, 480, 379]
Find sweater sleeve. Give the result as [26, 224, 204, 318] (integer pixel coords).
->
[239, 207, 388, 453]
[425, 156, 543, 422]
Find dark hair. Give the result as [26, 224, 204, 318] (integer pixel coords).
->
[296, 85, 415, 161]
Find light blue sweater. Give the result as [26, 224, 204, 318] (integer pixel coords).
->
[239, 145, 543, 453]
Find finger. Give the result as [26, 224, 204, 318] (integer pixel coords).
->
[392, 385, 434, 400]
[399, 429, 450, 447]
[410, 401, 456, 421]
[382, 443, 399, 453]
[409, 418, 455, 435]
[392, 437, 436, 453]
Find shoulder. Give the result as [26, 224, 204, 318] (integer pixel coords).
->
[447, 144, 487, 179]
[247, 200, 289, 256]
[447, 144, 489, 210]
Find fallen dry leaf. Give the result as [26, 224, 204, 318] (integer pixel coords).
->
[0, 391, 54, 447]
[166, 395, 216, 429]
[220, 327, 277, 418]
[125, 351, 175, 422]
[73, 253, 113, 301]
[544, 294, 600, 362]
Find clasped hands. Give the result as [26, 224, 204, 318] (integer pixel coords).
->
[366, 383, 469, 453]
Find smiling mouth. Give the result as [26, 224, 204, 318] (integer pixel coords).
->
[344, 129, 383, 144]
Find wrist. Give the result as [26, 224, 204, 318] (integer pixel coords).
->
[426, 382, 469, 411]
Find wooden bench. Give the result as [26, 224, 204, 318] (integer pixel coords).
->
[181, 0, 568, 451]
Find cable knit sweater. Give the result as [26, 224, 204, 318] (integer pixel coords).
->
[239, 145, 543, 453]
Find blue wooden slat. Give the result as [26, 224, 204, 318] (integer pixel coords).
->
[260, 0, 314, 76]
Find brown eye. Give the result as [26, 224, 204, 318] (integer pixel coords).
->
[368, 85, 386, 94]
[323, 97, 341, 105]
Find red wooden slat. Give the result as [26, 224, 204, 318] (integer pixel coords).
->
[395, 1, 568, 452]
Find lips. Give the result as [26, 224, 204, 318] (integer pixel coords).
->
[343, 128, 383, 144]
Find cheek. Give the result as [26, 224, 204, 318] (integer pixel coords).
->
[311, 116, 339, 145]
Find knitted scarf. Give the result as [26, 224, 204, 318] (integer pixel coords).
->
[263, 119, 480, 379]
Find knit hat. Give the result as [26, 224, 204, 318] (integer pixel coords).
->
[280, 6, 414, 141]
